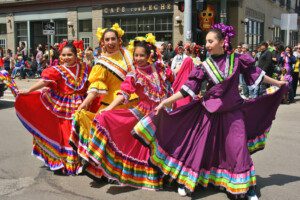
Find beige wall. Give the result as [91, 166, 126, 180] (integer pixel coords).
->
[172, 4, 184, 46]
[67, 10, 78, 41]
[233, 0, 297, 46]
[92, 7, 102, 49]
[5, 14, 14, 51]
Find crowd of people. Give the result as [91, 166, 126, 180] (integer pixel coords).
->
[235, 41, 300, 104]
[0, 22, 295, 200]
[0, 41, 95, 80]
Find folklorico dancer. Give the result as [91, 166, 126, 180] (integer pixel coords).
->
[70, 23, 138, 178]
[15, 41, 91, 175]
[73, 34, 172, 189]
[133, 23, 288, 199]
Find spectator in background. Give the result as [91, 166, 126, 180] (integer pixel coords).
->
[36, 46, 43, 71]
[258, 42, 274, 95]
[235, 42, 244, 54]
[12, 56, 25, 79]
[171, 45, 187, 75]
[0, 48, 4, 70]
[20, 42, 27, 61]
[279, 46, 296, 75]
[280, 67, 293, 104]
[268, 40, 275, 52]
[163, 42, 175, 66]
[292, 44, 300, 98]
[84, 47, 94, 67]
[3, 49, 13, 72]
[272, 43, 285, 77]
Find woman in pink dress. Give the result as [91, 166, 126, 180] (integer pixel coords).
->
[15, 42, 90, 175]
[75, 36, 171, 189]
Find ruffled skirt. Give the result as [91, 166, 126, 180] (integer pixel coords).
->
[133, 86, 286, 194]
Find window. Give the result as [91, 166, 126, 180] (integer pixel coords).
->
[244, 19, 264, 50]
[79, 19, 92, 32]
[54, 19, 67, 43]
[286, 0, 291, 10]
[0, 24, 6, 34]
[280, 0, 285, 7]
[82, 37, 90, 49]
[104, 14, 173, 43]
[273, 27, 281, 42]
[0, 39, 6, 50]
[16, 22, 28, 50]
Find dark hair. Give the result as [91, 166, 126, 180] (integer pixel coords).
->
[260, 42, 269, 48]
[208, 29, 225, 41]
[134, 40, 157, 62]
[102, 29, 119, 40]
[285, 46, 292, 51]
[62, 42, 77, 57]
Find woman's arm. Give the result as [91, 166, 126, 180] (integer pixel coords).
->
[263, 75, 286, 87]
[155, 92, 184, 115]
[77, 92, 98, 111]
[99, 95, 125, 114]
[19, 79, 49, 94]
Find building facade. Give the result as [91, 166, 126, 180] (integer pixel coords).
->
[0, 0, 299, 54]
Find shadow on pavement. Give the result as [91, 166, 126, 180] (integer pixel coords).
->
[107, 186, 138, 195]
[191, 185, 227, 200]
[0, 100, 15, 110]
[256, 174, 300, 197]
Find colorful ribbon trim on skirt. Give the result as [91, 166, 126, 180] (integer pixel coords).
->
[17, 111, 80, 175]
[85, 119, 163, 190]
[247, 127, 271, 154]
[132, 115, 256, 194]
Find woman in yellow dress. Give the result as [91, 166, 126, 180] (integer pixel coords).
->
[70, 23, 137, 177]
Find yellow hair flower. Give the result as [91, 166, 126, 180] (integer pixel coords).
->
[135, 36, 146, 42]
[95, 23, 124, 42]
[96, 27, 107, 42]
[145, 33, 156, 45]
[111, 23, 125, 38]
[127, 40, 135, 54]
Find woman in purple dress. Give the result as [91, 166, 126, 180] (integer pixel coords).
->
[133, 24, 287, 200]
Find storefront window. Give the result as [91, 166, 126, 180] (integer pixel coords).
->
[79, 19, 92, 32]
[0, 39, 6, 50]
[244, 19, 264, 50]
[54, 19, 67, 43]
[0, 24, 6, 34]
[104, 14, 173, 43]
[16, 22, 28, 48]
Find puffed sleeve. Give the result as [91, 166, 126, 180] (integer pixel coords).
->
[117, 72, 137, 104]
[87, 64, 108, 94]
[239, 53, 265, 90]
[180, 65, 205, 98]
[41, 67, 61, 89]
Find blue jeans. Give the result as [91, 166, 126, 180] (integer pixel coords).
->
[12, 67, 22, 78]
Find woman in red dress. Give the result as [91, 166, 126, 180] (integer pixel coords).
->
[15, 42, 90, 175]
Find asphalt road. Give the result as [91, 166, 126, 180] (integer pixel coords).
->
[0, 82, 300, 200]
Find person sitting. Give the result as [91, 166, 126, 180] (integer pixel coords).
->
[12, 56, 25, 79]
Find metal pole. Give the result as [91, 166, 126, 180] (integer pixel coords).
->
[220, 0, 227, 24]
[286, 29, 290, 46]
[184, 0, 192, 42]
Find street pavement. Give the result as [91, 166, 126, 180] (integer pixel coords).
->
[0, 80, 300, 200]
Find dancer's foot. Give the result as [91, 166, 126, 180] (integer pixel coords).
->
[177, 186, 187, 196]
[247, 190, 258, 200]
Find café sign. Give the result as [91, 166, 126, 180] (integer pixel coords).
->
[103, 2, 173, 15]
